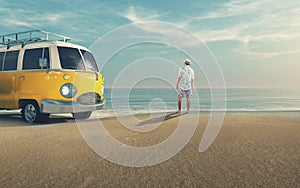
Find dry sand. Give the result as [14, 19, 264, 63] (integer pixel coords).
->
[0, 111, 299, 187]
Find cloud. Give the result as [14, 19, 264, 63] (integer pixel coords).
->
[119, 0, 300, 56]
[2, 19, 31, 27]
[192, 0, 300, 43]
[123, 5, 142, 23]
[194, 0, 260, 19]
[122, 5, 170, 23]
[120, 5, 203, 47]
[236, 48, 300, 59]
[178, 0, 300, 60]
[114, 1, 300, 61]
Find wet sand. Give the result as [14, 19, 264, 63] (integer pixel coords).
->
[0, 111, 299, 187]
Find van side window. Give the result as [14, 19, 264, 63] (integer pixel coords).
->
[58, 47, 85, 70]
[23, 48, 50, 70]
[3, 50, 19, 71]
[80, 50, 99, 72]
[0, 52, 4, 71]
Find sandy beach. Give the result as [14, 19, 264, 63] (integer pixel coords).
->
[0, 111, 299, 187]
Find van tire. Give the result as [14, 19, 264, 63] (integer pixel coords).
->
[73, 111, 92, 119]
[22, 101, 49, 123]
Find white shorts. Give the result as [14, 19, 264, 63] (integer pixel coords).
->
[178, 88, 192, 98]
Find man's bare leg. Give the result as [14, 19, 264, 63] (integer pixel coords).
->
[177, 96, 182, 113]
[186, 97, 190, 113]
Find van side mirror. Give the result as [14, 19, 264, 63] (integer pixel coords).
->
[39, 58, 48, 69]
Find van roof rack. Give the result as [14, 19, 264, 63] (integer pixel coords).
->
[0, 30, 71, 49]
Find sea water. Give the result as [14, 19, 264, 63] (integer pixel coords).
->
[101, 88, 300, 117]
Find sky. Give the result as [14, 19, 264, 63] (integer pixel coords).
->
[0, 0, 299, 88]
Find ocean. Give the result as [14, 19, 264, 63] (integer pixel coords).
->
[101, 88, 300, 116]
[1, 88, 299, 119]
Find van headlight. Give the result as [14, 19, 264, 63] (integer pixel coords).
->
[60, 83, 77, 98]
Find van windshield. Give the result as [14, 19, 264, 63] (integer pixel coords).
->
[58, 47, 99, 72]
[58, 47, 85, 70]
[81, 50, 99, 72]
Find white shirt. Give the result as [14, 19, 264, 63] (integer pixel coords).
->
[178, 65, 194, 90]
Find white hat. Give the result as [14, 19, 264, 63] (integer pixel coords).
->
[184, 59, 191, 65]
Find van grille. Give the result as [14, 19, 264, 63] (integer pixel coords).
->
[77, 92, 101, 105]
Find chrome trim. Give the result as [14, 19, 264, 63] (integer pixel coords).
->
[40, 100, 105, 114]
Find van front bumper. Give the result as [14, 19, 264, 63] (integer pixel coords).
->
[40, 100, 105, 114]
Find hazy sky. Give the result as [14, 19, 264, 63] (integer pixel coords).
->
[0, 0, 299, 88]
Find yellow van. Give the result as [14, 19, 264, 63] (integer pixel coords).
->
[0, 30, 105, 123]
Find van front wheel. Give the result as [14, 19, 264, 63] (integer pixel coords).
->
[73, 111, 92, 119]
[22, 102, 49, 123]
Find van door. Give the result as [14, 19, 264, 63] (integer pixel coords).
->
[15, 48, 50, 104]
[0, 50, 19, 109]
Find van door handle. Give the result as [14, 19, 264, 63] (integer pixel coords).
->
[18, 75, 25, 79]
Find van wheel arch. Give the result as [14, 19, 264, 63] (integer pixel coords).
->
[19, 99, 49, 123]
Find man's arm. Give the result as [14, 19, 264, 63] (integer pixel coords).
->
[176, 77, 181, 89]
[191, 79, 194, 89]
[191, 69, 195, 89]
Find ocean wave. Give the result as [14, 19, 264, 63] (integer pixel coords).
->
[90, 107, 300, 119]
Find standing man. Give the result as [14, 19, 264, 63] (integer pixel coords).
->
[176, 59, 195, 113]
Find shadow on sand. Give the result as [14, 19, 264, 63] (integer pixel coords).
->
[0, 112, 74, 127]
[137, 112, 187, 126]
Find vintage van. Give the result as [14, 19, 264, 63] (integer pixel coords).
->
[0, 30, 105, 123]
